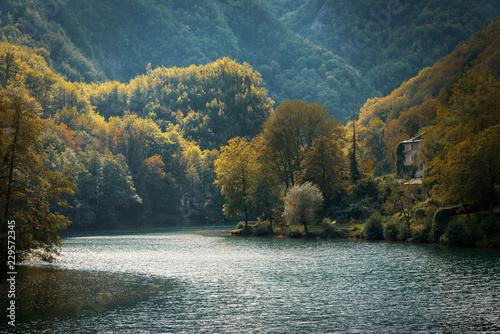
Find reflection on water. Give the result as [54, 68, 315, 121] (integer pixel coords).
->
[1, 226, 500, 333]
[0, 266, 172, 321]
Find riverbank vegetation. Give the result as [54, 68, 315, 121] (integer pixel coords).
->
[0, 3, 499, 264]
[224, 19, 500, 248]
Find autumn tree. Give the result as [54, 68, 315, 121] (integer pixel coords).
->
[0, 93, 75, 264]
[248, 136, 283, 230]
[383, 178, 417, 238]
[214, 137, 257, 228]
[423, 69, 500, 215]
[262, 100, 345, 189]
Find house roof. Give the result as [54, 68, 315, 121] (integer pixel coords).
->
[400, 133, 425, 144]
[404, 178, 423, 185]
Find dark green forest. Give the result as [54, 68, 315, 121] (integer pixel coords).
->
[263, 0, 500, 95]
[0, 0, 499, 263]
[0, 0, 376, 121]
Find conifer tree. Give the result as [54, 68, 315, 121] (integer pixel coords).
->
[349, 105, 361, 184]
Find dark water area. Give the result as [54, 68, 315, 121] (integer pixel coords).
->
[1, 226, 499, 333]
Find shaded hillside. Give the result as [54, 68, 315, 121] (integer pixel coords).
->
[0, 0, 375, 121]
[263, 0, 499, 95]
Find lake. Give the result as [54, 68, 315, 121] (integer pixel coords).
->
[2, 226, 500, 333]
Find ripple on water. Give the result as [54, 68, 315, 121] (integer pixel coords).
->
[3, 227, 500, 333]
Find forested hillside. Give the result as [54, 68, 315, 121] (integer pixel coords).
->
[0, 0, 375, 121]
[0, 1, 499, 263]
[356, 17, 500, 177]
[263, 0, 500, 95]
[0, 42, 252, 242]
[222, 18, 499, 246]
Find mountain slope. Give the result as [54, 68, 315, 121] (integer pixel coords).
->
[263, 0, 499, 95]
[356, 17, 500, 176]
[0, 0, 375, 121]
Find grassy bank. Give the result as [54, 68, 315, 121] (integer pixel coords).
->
[231, 212, 500, 248]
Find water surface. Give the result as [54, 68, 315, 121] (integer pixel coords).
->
[2, 226, 500, 333]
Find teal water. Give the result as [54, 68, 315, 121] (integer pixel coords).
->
[2, 226, 500, 333]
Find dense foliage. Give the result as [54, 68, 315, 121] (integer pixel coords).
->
[263, 0, 500, 95]
[0, 41, 246, 248]
[356, 18, 500, 177]
[0, 55, 75, 263]
[0, 1, 499, 256]
[0, 0, 375, 121]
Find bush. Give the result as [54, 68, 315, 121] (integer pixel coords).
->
[319, 218, 340, 238]
[480, 215, 500, 236]
[253, 222, 272, 236]
[430, 206, 459, 242]
[283, 182, 323, 234]
[479, 215, 500, 247]
[397, 221, 412, 241]
[286, 227, 303, 238]
[441, 219, 479, 246]
[233, 221, 252, 234]
[383, 218, 399, 240]
[364, 212, 384, 240]
[412, 223, 432, 243]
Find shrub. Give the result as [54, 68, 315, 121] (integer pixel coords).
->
[364, 212, 384, 240]
[319, 218, 340, 238]
[430, 206, 459, 242]
[480, 215, 500, 236]
[233, 221, 252, 234]
[253, 222, 272, 236]
[397, 221, 412, 241]
[479, 215, 500, 247]
[441, 219, 479, 246]
[412, 223, 432, 243]
[383, 218, 399, 240]
[283, 182, 324, 234]
[286, 227, 303, 238]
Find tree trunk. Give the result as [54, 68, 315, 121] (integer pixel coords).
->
[265, 199, 273, 232]
[460, 199, 471, 220]
[301, 218, 309, 235]
[244, 207, 248, 229]
[3, 103, 21, 220]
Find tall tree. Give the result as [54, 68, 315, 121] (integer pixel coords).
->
[249, 136, 283, 230]
[349, 106, 361, 184]
[262, 100, 344, 189]
[214, 137, 257, 227]
[0, 93, 75, 264]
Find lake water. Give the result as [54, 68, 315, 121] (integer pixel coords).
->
[2, 226, 500, 333]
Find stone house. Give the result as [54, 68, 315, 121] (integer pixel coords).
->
[397, 133, 425, 179]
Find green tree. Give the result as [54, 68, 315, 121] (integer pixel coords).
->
[72, 150, 141, 227]
[283, 181, 324, 235]
[364, 212, 384, 240]
[349, 109, 361, 184]
[301, 133, 345, 202]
